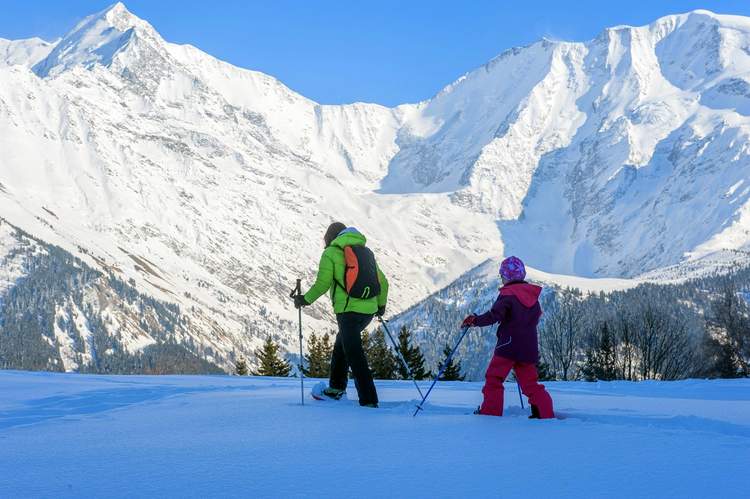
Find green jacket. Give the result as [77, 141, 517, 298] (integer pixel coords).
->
[304, 228, 389, 315]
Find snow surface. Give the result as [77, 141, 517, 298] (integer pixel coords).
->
[0, 371, 747, 498]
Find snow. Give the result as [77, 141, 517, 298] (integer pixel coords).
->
[0, 222, 28, 296]
[53, 305, 79, 371]
[446, 257, 639, 297]
[52, 300, 98, 372]
[3, 3, 750, 368]
[0, 370, 747, 497]
[527, 264, 638, 293]
[0, 37, 56, 68]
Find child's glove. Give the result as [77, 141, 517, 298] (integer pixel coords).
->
[377, 305, 386, 318]
[294, 295, 309, 309]
[461, 315, 477, 328]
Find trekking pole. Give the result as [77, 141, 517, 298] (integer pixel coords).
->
[378, 317, 424, 399]
[413, 324, 472, 417]
[289, 279, 304, 406]
[517, 381, 524, 410]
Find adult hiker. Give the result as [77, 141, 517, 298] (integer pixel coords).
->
[294, 222, 389, 408]
[461, 256, 555, 419]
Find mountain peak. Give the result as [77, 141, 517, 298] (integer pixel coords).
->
[95, 2, 151, 34]
[69, 2, 158, 42]
[108, 2, 128, 14]
[32, 2, 162, 78]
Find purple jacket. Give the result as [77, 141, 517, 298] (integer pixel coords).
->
[473, 282, 543, 364]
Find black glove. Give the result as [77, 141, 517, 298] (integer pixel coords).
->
[377, 305, 386, 318]
[294, 295, 309, 309]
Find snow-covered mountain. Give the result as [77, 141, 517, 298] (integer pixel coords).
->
[2, 3, 750, 372]
[387, 10, 750, 277]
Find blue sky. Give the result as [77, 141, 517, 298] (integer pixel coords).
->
[3, 1, 750, 106]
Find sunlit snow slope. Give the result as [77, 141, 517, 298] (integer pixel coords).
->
[2, 3, 750, 371]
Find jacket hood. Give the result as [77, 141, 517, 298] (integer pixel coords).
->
[500, 282, 542, 308]
[330, 227, 366, 248]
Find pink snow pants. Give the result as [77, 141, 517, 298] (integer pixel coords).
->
[480, 355, 555, 418]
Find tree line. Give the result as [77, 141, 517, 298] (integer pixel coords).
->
[239, 325, 465, 381]
[381, 261, 750, 382]
[232, 266, 750, 384]
[538, 274, 750, 381]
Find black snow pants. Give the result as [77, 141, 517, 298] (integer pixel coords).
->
[329, 312, 377, 406]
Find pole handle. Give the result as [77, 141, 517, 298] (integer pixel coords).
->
[290, 278, 302, 298]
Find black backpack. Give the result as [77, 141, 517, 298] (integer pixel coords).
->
[336, 245, 381, 300]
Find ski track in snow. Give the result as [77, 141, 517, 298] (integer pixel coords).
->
[0, 371, 747, 498]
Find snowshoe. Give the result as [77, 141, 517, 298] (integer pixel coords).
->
[311, 382, 346, 401]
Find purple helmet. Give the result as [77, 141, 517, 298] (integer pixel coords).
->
[500, 256, 526, 282]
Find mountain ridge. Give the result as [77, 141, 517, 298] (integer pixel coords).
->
[10, 5, 747, 103]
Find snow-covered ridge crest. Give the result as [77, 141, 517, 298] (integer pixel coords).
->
[0, 37, 56, 68]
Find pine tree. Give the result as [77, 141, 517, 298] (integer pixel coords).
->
[704, 334, 741, 378]
[537, 361, 555, 381]
[437, 344, 465, 381]
[303, 332, 333, 378]
[598, 322, 618, 380]
[582, 322, 618, 381]
[396, 326, 431, 380]
[582, 346, 598, 382]
[361, 329, 372, 358]
[320, 332, 333, 364]
[368, 327, 398, 380]
[252, 336, 292, 377]
[302, 332, 319, 377]
[234, 356, 249, 376]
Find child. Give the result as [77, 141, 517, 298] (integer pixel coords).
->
[461, 256, 555, 419]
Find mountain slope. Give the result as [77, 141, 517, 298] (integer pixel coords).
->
[0, 218, 227, 373]
[0, 3, 498, 371]
[388, 10, 750, 277]
[2, 4, 750, 371]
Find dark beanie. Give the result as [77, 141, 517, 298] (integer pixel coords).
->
[324, 222, 346, 247]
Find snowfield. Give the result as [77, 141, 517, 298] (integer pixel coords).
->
[0, 371, 747, 498]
